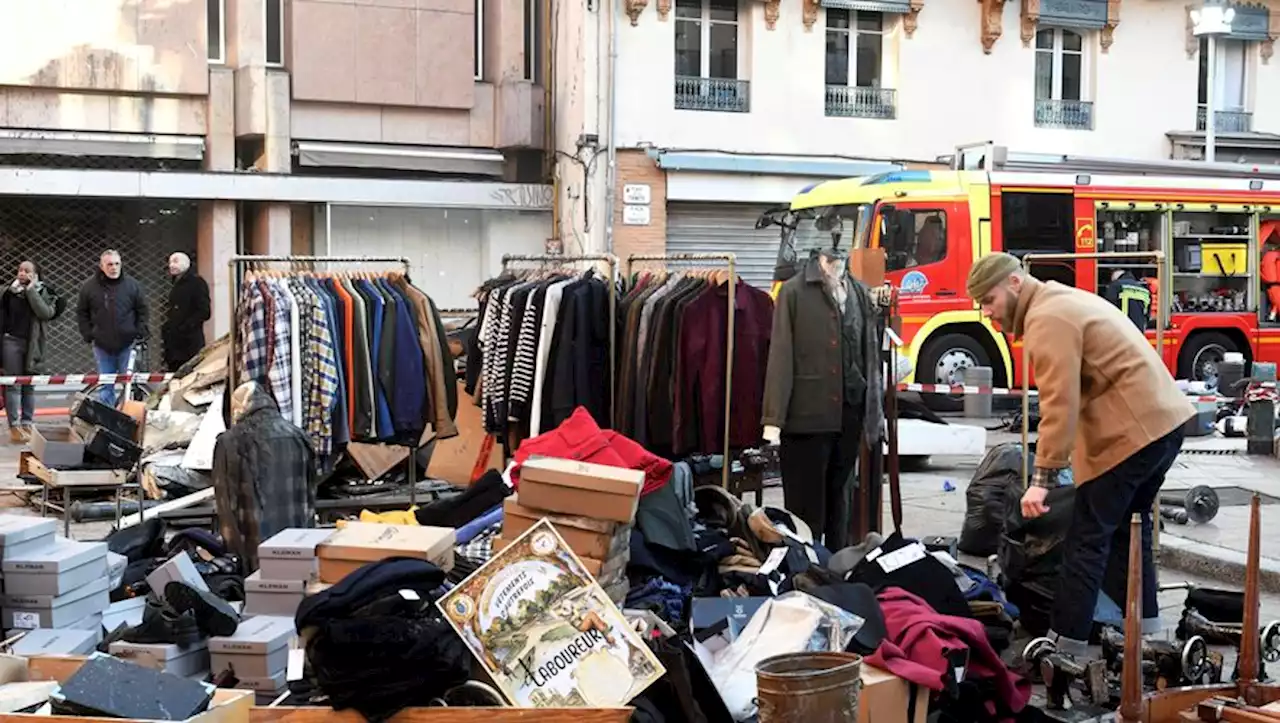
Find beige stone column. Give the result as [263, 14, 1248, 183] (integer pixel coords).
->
[202, 67, 238, 339]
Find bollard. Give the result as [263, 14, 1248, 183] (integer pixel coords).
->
[963, 366, 993, 419]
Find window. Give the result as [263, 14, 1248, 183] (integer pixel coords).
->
[1034, 28, 1092, 129]
[207, 0, 225, 64]
[1198, 37, 1251, 132]
[524, 0, 542, 82]
[265, 0, 284, 66]
[479, 0, 487, 80]
[675, 0, 738, 79]
[673, 0, 747, 111]
[883, 209, 947, 272]
[824, 10, 882, 88]
[1035, 28, 1083, 102]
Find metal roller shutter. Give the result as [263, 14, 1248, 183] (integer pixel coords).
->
[666, 203, 780, 288]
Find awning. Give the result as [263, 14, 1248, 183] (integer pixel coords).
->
[1034, 0, 1108, 29]
[0, 130, 205, 161]
[647, 149, 901, 178]
[294, 141, 505, 177]
[819, 0, 910, 12]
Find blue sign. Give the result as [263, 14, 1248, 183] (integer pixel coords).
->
[901, 270, 929, 295]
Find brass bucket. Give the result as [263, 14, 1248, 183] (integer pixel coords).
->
[755, 651, 863, 723]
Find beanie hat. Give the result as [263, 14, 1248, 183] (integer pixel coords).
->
[966, 252, 1023, 299]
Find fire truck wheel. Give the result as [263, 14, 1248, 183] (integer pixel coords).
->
[917, 332, 992, 412]
[1176, 331, 1240, 391]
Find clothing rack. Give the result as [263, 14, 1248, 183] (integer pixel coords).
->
[226, 254, 424, 506]
[499, 253, 619, 425]
[625, 253, 737, 488]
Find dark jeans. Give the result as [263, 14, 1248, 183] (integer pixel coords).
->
[779, 403, 862, 551]
[1, 335, 34, 425]
[1050, 427, 1185, 643]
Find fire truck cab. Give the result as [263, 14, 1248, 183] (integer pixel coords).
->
[765, 143, 1280, 408]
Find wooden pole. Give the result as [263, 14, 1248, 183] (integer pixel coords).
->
[1239, 493, 1262, 700]
[1119, 512, 1145, 723]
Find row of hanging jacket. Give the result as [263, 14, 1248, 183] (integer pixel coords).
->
[615, 270, 775, 459]
[465, 268, 612, 442]
[235, 270, 458, 458]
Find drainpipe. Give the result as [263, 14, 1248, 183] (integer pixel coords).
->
[545, 0, 560, 244]
[604, 0, 619, 254]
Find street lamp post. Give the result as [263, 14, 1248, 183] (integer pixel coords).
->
[1191, 2, 1235, 163]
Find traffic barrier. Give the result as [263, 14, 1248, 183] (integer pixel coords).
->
[0, 373, 172, 387]
[896, 382, 1273, 405]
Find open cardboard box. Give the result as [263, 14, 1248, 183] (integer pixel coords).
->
[247, 708, 633, 722]
[0, 654, 252, 722]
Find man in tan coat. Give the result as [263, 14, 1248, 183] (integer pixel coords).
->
[966, 252, 1194, 655]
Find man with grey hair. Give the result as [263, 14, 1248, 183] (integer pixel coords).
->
[161, 252, 210, 372]
[77, 249, 149, 405]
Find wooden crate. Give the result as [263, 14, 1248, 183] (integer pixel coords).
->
[249, 708, 633, 723]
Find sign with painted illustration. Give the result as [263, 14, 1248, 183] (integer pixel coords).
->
[437, 519, 665, 707]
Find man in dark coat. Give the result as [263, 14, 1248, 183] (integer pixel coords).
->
[212, 381, 316, 570]
[76, 249, 149, 406]
[161, 252, 211, 372]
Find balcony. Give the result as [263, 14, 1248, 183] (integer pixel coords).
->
[1034, 99, 1094, 130]
[825, 86, 896, 120]
[1197, 105, 1253, 133]
[674, 76, 750, 113]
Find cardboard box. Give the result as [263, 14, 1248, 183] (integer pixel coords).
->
[517, 457, 644, 524]
[3, 576, 109, 630]
[258, 557, 318, 581]
[242, 573, 305, 618]
[29, 427, 85, 468]
[10, 628, 98, 656]
[3, 538, 108, 597]
[490, 535, 626, 578]
[0, 516, 56, 562]
[857, 664, 928, 723]
[256, 528, 333, 582]
[231, 670, 286, 693]
[207, 615, 295, 656]
[145, 554, 209, 597]
[109, 640, 211, 677]
[502, 495, 630, 559]
[209, 646, 289, 679]
[316, 523, 454, 584]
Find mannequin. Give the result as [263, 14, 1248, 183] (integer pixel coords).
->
[762, 248, 881, 551]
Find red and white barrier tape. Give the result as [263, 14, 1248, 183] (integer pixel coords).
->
[896, 382, 1272, 405]
[0, 373, 172, 387]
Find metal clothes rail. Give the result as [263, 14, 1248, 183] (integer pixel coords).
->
[227, 254, 423, 505]
[500, 253, 619, 424]
[626, 253, 737, 488]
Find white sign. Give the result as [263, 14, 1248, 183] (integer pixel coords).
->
[623, 205, 651, 226]
[11, 612, 38, 629]
[623, 184, 651, 205]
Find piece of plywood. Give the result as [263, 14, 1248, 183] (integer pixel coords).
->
[249, 709, 632, 723]
[426, 382, 503, 486]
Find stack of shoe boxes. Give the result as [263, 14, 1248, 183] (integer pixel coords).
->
[0, 515, 111, 640]
[495, 458, 643, 602]
[209, 615, 296, 703]
[244, 529, 335, 618]
[316, 522, 455, 584]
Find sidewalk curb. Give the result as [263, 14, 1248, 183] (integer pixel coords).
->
[1158, 533, 1280, 592]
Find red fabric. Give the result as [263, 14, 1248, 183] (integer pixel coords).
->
[866, 588, 1030, 719]
[512, 406, 672, 495]
[1263, 249, 1280, 284]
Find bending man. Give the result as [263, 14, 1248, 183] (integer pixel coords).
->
[966, 252, 1193, 656]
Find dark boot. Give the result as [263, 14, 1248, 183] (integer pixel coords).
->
[165, 581, 240, 638]
[119, 597, 202, 646]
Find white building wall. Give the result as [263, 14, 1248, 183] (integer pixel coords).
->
[615, 0, 1279, 162]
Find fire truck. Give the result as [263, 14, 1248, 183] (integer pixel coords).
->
[763, 143, 1280, 409]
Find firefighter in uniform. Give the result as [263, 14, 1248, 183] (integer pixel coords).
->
[1104, 270, 1151, 332]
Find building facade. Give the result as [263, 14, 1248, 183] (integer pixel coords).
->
[591, 0, 1280, 282]
[0, 0, 553, 374]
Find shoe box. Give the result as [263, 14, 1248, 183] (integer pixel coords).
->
[257, 528, 334, 582]
[0, 515, 56, 562]
[209, 614, 294, 695]
[10, 627, 98, 656]
[243, 572, 305, 617]
[316, 522, 454, 584]
[145, 552, 209, 598]
[2, 575, 110, 629]
[70, 394, 140, 442]
[108, 639, 211, 678]
[2, 536, 108, 596]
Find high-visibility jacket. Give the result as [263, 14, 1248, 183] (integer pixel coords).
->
[1105, 277, 1151, 331]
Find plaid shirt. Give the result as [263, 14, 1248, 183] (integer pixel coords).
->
[239, 283, 270, 384]
[1030, 467, 1063, 490]
[293, 279, 339, 458]
[264, 280, 294, 423]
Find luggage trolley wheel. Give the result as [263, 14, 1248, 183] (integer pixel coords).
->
[1262, 621, 1280, 663]
[1181, 635, 1209, 682]
[1023, 636, 1057, 680]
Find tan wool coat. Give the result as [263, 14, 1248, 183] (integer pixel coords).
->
[1012, 277, 1194, 484]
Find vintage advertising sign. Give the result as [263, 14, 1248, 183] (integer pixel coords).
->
[437, 519, 665, 707]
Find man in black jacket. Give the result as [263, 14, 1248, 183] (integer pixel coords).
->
[77, 249, 149, 406]
[161, 252, 210, 372]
